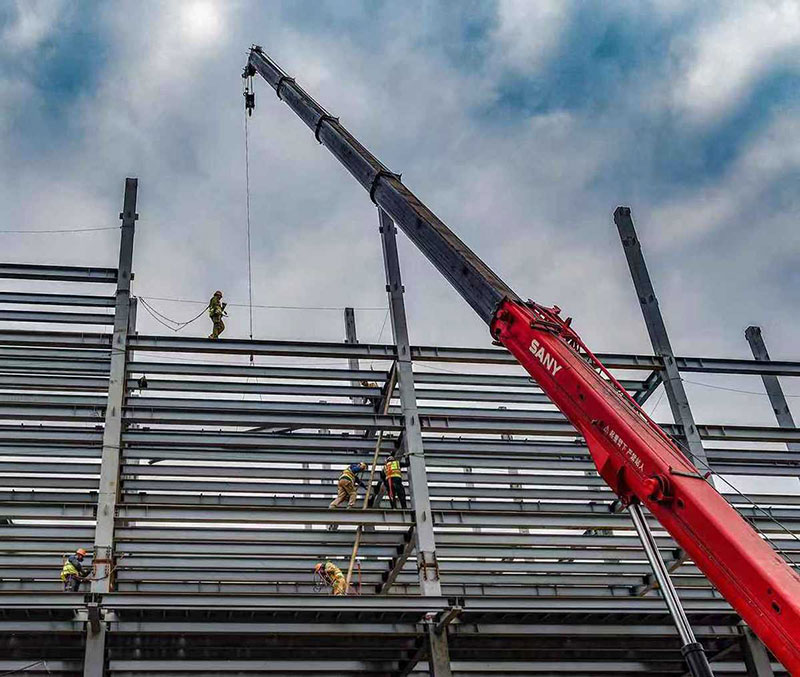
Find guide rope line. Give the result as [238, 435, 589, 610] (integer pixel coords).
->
[0, 226, 119, 234]
[138, 297, 207, 332]
[0, 660, 50, 676]
[139, 295, 387, 311]
[667, 434, 800, 566]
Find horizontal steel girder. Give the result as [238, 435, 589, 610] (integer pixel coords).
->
[0, 263, 116, 283]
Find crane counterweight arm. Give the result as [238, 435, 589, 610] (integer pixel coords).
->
[245, 45, 800, 673]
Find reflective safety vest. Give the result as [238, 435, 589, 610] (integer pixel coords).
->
[340, 464, 361, 483]
[385, 459, 401, 480]
[324, 561, 344, 583]
[61, 559, 79, 582]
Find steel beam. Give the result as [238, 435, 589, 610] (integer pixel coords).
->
[85, 178, 138, 676]
[745, 326, 800, 454]
[0, 263, 117, 284]
[0, 309, 114, 324]
[738, 624, 775, 677]
[615, 207, 707, 467]
[0, 291, 116, 307]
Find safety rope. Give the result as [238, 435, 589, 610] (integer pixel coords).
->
[0, 660, 50, 675]
[138, 297, 208, 332]
[667, 434, 800, 565]
[243, 78, 255, 363]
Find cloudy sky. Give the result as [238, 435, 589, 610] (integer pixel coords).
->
[1, 0, 799, 426]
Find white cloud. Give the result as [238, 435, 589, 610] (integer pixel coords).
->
[672, 1, 800, 123]
[0, 0, 66, 53]
[491, 0, 571, 71]
[648, 111, 800, 248]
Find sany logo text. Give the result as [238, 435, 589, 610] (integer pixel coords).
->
[529, 339, 563, 377]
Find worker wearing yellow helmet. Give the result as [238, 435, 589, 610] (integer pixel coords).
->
[61, 548, 90, 592]
[314, 560, 347, 596]
[208, 290, 227, 340]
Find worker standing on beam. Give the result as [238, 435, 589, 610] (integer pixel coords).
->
[61, 548, 90, 592]
[207, 290, 227, 340]
[314, 560, 347, 595]
[383, 455, 407, 509]
[329, 461, 367, 509]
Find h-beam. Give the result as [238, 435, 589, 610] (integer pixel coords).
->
[378, 207, 450, 675]
[745, 326, 799, 453]
[614, 207, 707, 467]
[84, 178, 138, 676]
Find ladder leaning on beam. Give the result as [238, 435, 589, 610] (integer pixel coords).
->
[345, 364, 398, 591]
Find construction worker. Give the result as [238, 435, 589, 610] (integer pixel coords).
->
[208, 290, 227, 340]
[383, 455, 407, 509]
[329, 461, 367, 509]
[314, 560, 346, 595]
[61, 548, 90, 592]
[359, 380, 380, 408]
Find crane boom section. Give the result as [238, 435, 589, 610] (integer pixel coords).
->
[246, 48, 519, 324]
[246, 46, 800, 673]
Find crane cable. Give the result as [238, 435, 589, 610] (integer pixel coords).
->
[243, 74, 255, 364]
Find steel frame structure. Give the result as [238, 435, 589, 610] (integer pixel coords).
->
[0, 181, 797, 676]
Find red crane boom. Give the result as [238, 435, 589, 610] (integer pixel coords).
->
[244, 45, 800, 673]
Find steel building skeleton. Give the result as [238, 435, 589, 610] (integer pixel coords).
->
[0, 179, 797, 675]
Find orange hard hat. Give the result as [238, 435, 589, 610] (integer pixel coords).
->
[76, 548, 87, 556]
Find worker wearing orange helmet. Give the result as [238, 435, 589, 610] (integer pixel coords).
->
[329, 462, 367, 509]
[314, 560, 346, 596]
[61, 548, 90, 592]
[208, 290, 227, 340]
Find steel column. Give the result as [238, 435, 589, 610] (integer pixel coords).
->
[629, 504, 713, 677]
[378, 207, 450, 675]
[344, 307, 362, 401]
[614, 207, 708, 467]
[425, 614, 453, 677]
[84, 178, 138, 677]
[379, 208, 441, 596]
[739, 624, 775, 677]
[745, 326, 799, 453]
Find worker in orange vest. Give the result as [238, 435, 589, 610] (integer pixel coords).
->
[383, 455, 407, 509]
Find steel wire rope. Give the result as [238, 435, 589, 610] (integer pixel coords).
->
[681, 377, 800, 398]
[0, 226, 118, 234]
[0, 660, 50, 675]
[664, 433, 800, 565]
[138, 297, 207, 332]
[137, 295, 387, 311]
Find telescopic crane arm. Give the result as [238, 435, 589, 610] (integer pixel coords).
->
[244, 45, 800, 673]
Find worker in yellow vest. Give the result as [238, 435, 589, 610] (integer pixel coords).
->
[61, 548, 90, 592]
[208, 290, 227, 340]
[329, 462, 367, 509]
[383, 455, 407, 509]
[314, 560, 347, 595]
